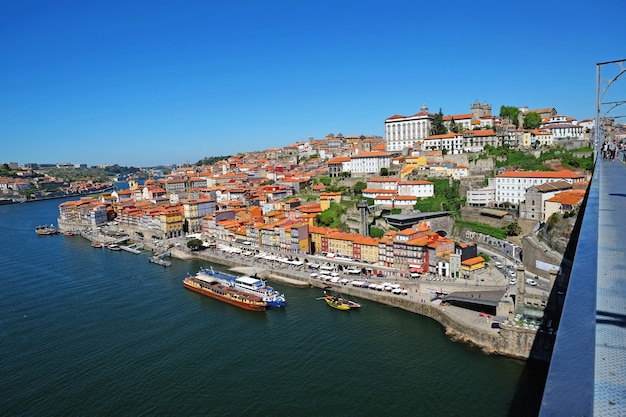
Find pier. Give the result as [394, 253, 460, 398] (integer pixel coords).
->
[120, 243, 143, 254]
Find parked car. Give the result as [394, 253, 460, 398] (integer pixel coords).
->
[495, 261, 503, 268]
[525, 278, 538, 286]
[509, 278, 518, 285]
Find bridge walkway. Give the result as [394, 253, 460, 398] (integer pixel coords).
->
[540, 152, 626, 416]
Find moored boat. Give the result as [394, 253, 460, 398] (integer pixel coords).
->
[322, 288, 361, 309]
[91, 241, 103, 248]
[197, 267, 286, 308]
[324, 296, 351, 311]
[149, 255, 171, 267]
[35, 224, 59, 235]
[324, 294, 361, 309]
[183, 274, 267, 312]
[107, 243, 122, 251]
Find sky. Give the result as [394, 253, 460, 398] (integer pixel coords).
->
[1, 0, 625, 167]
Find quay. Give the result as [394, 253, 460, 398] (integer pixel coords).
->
[59, 221, 543, 360]
[167, 245, 537, 360]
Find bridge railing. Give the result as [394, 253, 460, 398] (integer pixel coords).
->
[539, 156, 600, 416]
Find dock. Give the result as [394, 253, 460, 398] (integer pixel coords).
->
[120, 243, 143, 254]
[149, 250, 172, 267]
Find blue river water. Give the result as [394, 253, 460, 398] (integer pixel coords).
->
[0, 197, 547, 416]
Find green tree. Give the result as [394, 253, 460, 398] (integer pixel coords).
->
[547, 213, 560, 229]
[370, 226, 385, 238]
[187, 238, 203, 251]
[449, 117, 459, 134]
[431, 108, 448, 135]
[352, 181, 366, 195]
[379, 167, 389, 177]
[505, 222, 522, 236]
[523, 112, 542, 129]
[499, 105, 520, 128]
[315, 202, 347, 228]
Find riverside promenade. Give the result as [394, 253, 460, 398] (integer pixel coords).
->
[68, 224, 538, 359]
[168, 244, 537, 359]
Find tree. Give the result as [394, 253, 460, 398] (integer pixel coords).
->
[379, 167, 389, 176]
[505, 222, 522, 236]
[499, 105, 520, 128]
[352, 181, 366, 195]
[187, 238, 203, 251]
[316, 202, 346, 228]
[370, 226, 385, 238]
[431, 108, 448, 135]
[523, 112, 542, 129]
[449, 117, 459, 134]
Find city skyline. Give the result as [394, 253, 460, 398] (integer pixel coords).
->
[2, 0, 624, 167]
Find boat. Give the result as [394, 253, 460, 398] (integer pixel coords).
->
[183, 273, 267, 312]
[91, 241, 103, 248]
[107, 243, 122, 251]
[35, 224, 59, 235]
[63, 231, 74, 237]
[197, 267, 286, 307]
[324, 296, 351, 311]
[149, 255, 171, 267]
[323, 293, 361, 309]
[322, 288, 361, 309]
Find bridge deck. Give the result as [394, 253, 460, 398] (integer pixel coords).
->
[541, 153, 626, 416]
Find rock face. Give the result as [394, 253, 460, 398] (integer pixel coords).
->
[541, 214, 577, 255]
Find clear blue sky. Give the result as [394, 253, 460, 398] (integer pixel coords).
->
[1, 0, 624, 167]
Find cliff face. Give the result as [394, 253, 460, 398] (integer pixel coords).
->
[541, 214, 577, 255]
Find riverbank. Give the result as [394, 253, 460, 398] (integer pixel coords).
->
[66, 223, 537, 360]
[168, 245, 537, 360]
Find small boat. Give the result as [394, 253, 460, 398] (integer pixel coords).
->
[149, 255, 171, 267]
[324, 296, 351, 311]
[107, 243, 121, 251]
[183, 274, 267, 312]
[323, 294, 361, 309]
[63, 231, 74, 237]
[35, 224, 59, 235]
[91, 241, 103, 248]
[321, 288, 361, 309]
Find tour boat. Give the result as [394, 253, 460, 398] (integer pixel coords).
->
[196, 267, 286, 307]
[183, 273, 267, 312]
[35, 224, 59, 235]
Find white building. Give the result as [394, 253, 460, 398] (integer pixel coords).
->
[466, 186, 496, 207]
[541, 115, 585, 139]
[495, 170, 586, 205]
[419, 133, 464, 155]
[350, 151, 391, 174]
[451, 165, 470, 180]
[397, 180, 434, 198]
[385, 105, 433, 152]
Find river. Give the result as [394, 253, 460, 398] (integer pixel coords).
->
[0, 197, 547, 416]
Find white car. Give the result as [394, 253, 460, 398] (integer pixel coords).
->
[508, 270, 516, 277]
[509, 278, 517, 285]
[525, 278, 537, 286]
[495, 261, 503, 268]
